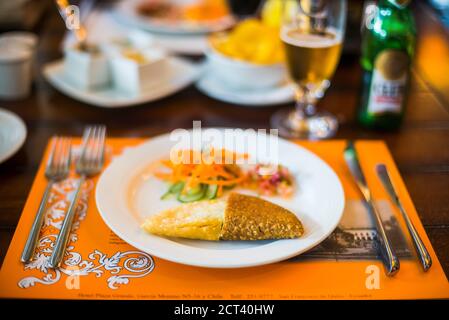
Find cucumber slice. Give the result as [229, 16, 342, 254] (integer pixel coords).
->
[161, 182, 185, 200]
[169, 181, 185, 194]
[177, 184, 207, 203]
[206, 184, 219, 199]
[184, 184, 202, 195]
[160, 190, 172, 200]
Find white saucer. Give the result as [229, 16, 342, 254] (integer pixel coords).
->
[0, 108, 27, 164]
[43, 57, 201, 108]
[196, 72, 295, 107]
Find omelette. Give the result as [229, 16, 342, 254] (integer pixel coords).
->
[142, 193, 304, 241]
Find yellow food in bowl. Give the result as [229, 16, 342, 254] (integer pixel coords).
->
[122, 49, 148, 64]
[210, 19, 284, 65]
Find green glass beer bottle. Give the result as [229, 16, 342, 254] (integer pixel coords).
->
[357, 0, 416, 129]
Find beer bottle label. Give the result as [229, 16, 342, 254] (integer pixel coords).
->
[367, 49, 409, 115]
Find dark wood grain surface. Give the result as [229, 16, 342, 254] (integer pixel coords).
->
[1, 1, 449, 278]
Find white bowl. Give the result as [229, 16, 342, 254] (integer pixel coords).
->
[205, 44, 286, 91]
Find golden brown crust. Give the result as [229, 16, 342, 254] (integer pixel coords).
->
[220, 193, 304, 240]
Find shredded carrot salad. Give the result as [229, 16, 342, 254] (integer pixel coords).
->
[154, 149, 248, 196]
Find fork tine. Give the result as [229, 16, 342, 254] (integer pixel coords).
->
[59, 138, 67, 172]
[93, 125, 106, 169]
[47, 136, 72, 176]
[46, 136, 58, 170]
[54, 137, 65, 173]
[58, 138, 70, 174]
[98, 126, 106, 167]
[56, 137, 65, 174]
[79, 126, 93, 163]
[76, 125, 106, 171]
[88, 125, 99, 170]
[65, 138, 72, 173]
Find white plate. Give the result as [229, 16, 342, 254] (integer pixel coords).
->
[196, 72, 295, 107]
[0, 108, 26, 164]
[43, 57, 200, 108]
[95, 129, 345, 268]
[151, 33, 208, 55]
[63, 9, 209, 55]
[113, 0, 235, 35]
[65, 9, 209, 55]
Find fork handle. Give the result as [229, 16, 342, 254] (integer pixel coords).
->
[49, 176, 85, 268]
[21, 181, 54, 263]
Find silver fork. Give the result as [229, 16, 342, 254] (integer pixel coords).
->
[21, 137, 72, 263]
[49, 125, 106, 268]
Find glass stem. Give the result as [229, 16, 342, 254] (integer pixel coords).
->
[294, 87, 317, 119]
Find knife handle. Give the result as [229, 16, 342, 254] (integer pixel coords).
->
[403, 212, 432, 271]
[368, 201, 400, 276]
[376, 164, 432, 271]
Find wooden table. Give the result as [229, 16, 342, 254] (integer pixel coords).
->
[1, 2, 448, 278]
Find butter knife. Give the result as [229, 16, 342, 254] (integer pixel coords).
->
[344, 141, 400, 276]
[376, 164, 432, 271]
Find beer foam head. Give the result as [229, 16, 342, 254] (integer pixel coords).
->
[281, 27, 342, 48]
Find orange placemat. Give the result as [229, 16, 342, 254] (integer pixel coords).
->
[1, 138, 448, 300]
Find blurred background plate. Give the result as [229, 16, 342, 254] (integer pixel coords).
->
[63, 7, 209, 56]
[113, 0, 235, 35]
[43, 57, 201, 108]
[0, 108, 27, 164]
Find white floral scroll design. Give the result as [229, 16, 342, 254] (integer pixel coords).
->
[17, 178, 155, 290]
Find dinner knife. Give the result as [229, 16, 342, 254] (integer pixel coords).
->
[344, 141, 400, 276]
[376, 164, 432, 271]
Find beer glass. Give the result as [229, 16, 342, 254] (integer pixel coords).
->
[271, 0, 347, 139]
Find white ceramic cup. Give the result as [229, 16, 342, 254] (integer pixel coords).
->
[0, 45, 33, 100]
[0, 32, 38, 52]
[0, 32, 37, 100]
[0, 31, 38, 70]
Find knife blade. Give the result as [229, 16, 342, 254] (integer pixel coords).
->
[344, 141, 400, 276]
